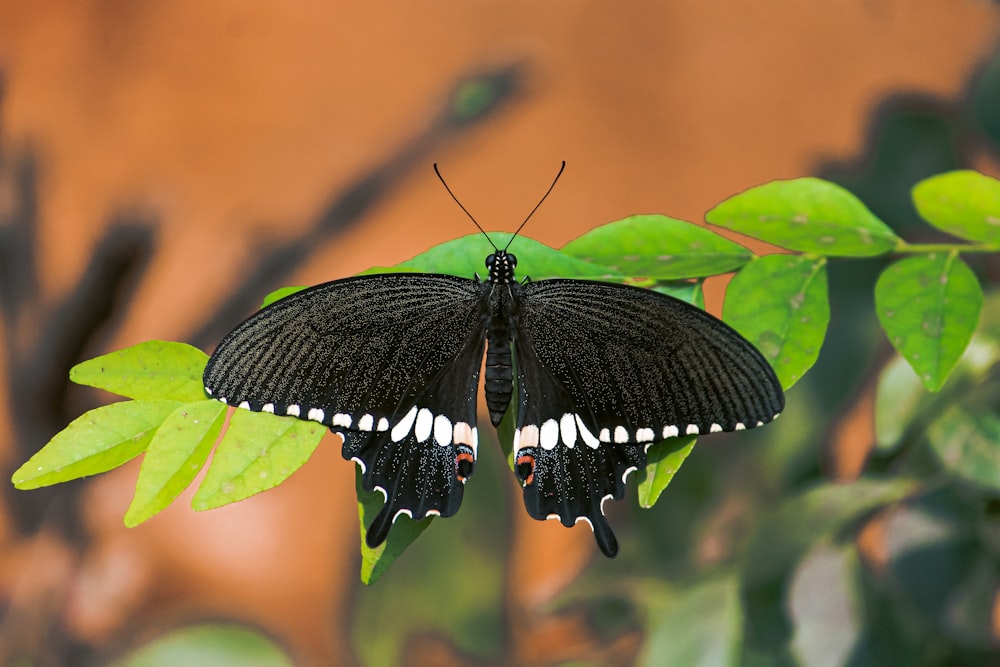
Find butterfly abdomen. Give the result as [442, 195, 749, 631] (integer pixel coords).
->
[484, 284, 516, 426]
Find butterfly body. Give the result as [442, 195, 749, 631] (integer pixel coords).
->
[204, 247, 783, 557]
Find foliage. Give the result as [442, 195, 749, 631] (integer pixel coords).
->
[9, 171, 1000, 660]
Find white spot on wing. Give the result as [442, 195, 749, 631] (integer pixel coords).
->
[636, 427, 654, 443]
[426, 509, 441, 517]
[662, 424, 679, 438]
[735, 422, 746, 431]
[686, 424, 699, 435]
[434, 414, 453, 446]
[575, 415, 600, 449]
[377, 417, 389, 431]
[453, 422, 478, 454]
[350, 456, 367, 474]
[622, 465, 638, 484]
[392, 508, 413, 523]
[205, 387, 213, 396]
[518, 424, 539, 450]
[600, 493, 614, 515]
[238, 401, 251, 410]
[391, 406, 418, 442]
[308, 407, 325, 423]
[286, 404, 301, 417]
[374, 485, 388, 502]
[540, 419, 559, 450]
[560, 413, 577, 448]
[599, 428, 611, 443]
[262, 403, 275, 414]
[414, 408, 433, 443]
[575, 515, 595, 532]
[336, 413, 355, 428]
[614, 425, 629, 444]
[710, 423, 723, 433]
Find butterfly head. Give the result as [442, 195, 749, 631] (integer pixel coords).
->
[486, 250, 517, 284]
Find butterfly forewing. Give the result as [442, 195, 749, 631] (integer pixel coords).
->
[203, 273, 487, 544]
[509, 278, 784, 555]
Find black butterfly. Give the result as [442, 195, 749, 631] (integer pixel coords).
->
[202, 165, 784, 557]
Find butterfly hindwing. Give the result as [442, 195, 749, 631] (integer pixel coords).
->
[203, 273, 487, 546]
[511, 278, 784, 555]
[346, 327, 486, 546]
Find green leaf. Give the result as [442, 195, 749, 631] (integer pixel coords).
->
[741, 479, 919, 656]
[11, 400, 182, 489]
[639, 575, 742, 667]
[398, 233, 622, 280]
[788, 542, 863, 667]
[70, 340, 209, 402]
[912, 170, 1000, 244]
[261, 286, 307, 307]
[636, 436, 697, 508]
[652, 281, 704, 307]
[192, 409, 325, 510]
[706, 178, 900, 256]
[873, 355, 934, 454]
[875, 252, 982, 392]
[926, 403, 1000, 492]
[561, 215, 752, 279]
[723, 254, 829, 389]
[124, 400, 227, 526]
[873, 336, 998, 454]
[357, 468, 432, 585]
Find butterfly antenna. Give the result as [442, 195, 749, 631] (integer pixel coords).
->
[504, 160, 566, 251]
[434, 163, 496, 250]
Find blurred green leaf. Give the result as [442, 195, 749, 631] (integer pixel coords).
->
[926, 403, 1000, 491]
[882, 500, 978, 637]
[705, 178, 900, 256]
[788, 542, 863, 667]
[125, 400, 227, 526]
[639, 575, 742, 667]
[192, 409, 324, 511]
[11, 400, 181, 489]
[636, 436, 697, 508]
[561, 215, 752, 279]
[723, 254, 829, 389]
[912, 171, 1000, 244]
[112, 623, 293, 667]
[875, 252, 982, 392]
[356, 467, 433, 586]
[741, 479, 919, 656]
[942, 556, 1000, 648]
[874, 336, 999, 454]
[874, 355, 932, 454]
[70, 340, 208, 402]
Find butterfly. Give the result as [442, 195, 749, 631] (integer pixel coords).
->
[202, 164, 784, 557]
